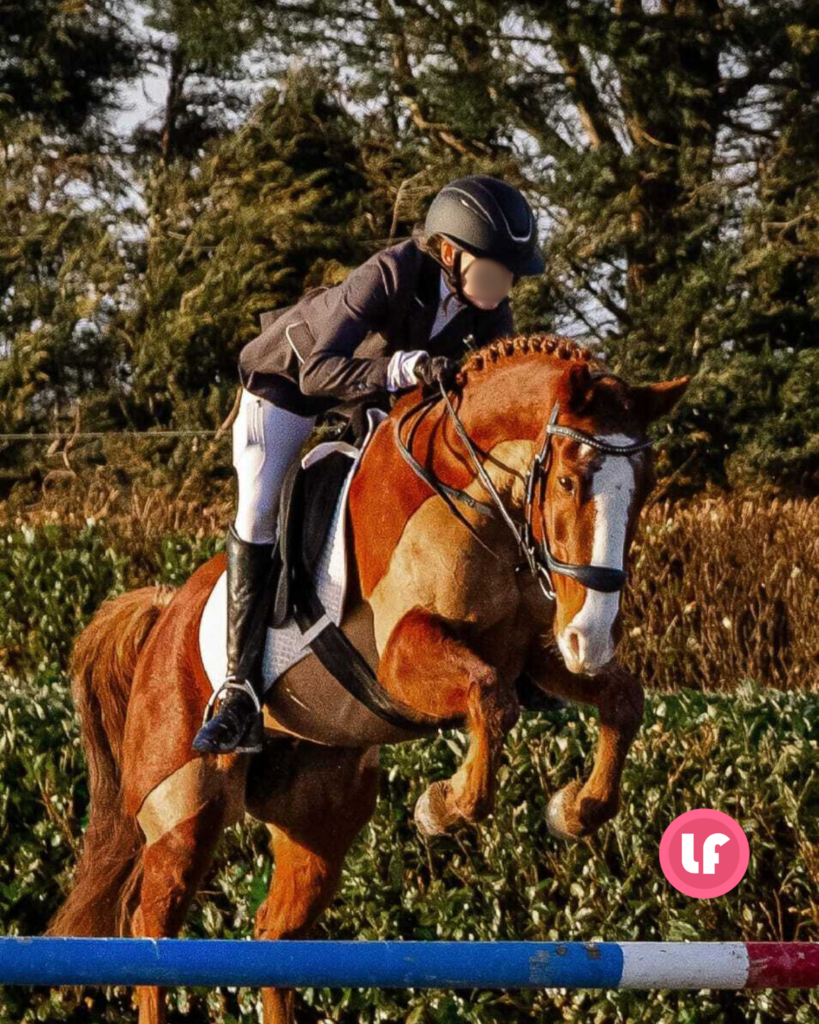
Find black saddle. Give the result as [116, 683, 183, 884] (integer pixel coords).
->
[269, 442, 353, 629]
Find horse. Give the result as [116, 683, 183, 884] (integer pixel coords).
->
[45, 332, 689, 1024]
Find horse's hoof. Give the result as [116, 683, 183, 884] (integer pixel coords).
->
[414, 780, 462, 836]
[545, 779, 583, 840]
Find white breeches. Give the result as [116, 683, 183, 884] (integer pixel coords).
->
[232, 387, 317, 544]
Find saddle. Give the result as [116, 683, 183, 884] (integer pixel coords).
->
[270, 442, 352, 629]
[269, 404, 370, 628]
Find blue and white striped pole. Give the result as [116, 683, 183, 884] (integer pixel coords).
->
[0, 939, 817, 989]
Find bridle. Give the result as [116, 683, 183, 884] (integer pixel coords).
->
[394, 370, 654, 602]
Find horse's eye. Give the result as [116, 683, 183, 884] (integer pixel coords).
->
[558, 476, 574, 492]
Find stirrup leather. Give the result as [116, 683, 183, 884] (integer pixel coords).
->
[200, 674, 262, 729]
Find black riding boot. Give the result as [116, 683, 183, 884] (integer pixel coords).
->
[192, 521, 275, 755]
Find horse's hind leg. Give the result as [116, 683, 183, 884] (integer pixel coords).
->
[245, 741, 381, 1024]
[130, 758, 247, 1024]
[379, 606, 521, 835]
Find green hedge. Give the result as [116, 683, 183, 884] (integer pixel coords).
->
[0, 525, 816, 1021]
[0, 524, 220, 679]
[0, 670, 815, 1023]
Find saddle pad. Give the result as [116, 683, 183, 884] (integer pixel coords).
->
[198, 407, 388, 695]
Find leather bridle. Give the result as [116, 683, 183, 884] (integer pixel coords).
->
[394, 370, 654, 602]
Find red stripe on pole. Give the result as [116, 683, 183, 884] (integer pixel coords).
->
[745, 943, 819, 989]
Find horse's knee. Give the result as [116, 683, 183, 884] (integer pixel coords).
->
[599, 671, 644, 731]
[468, 668, 520, 733]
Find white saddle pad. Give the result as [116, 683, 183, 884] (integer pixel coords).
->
[199, 407, 388, 695]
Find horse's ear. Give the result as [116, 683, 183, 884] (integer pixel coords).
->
[629, 376, 691, 424]
[564, 361, 594, 413]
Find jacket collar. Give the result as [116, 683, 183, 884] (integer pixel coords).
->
[415, 244, 444, 307]
[409, 240, 481, 349]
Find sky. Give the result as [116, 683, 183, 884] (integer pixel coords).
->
[114, 4, 166, 135]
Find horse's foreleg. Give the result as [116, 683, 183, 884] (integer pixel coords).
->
[379, 606, 520, 835]
[527, 650, 644, 838]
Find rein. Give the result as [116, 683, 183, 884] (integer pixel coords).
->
[394, 371, 654, 602]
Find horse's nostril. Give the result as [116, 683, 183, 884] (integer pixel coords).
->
[567, 629, 580, 659]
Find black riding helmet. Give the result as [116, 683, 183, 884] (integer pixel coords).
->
[424, 175, 545, 306]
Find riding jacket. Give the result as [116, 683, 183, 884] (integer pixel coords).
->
[237, 236, 515, 416]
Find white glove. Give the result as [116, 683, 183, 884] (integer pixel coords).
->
[385, 349, 429, 392]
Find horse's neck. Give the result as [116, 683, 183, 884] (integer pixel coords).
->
[432, 362, 561, 512]
[457, 360, 562, 437]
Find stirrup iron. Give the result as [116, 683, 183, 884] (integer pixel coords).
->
[200, 675, 262, 729]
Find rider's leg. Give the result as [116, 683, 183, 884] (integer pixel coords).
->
[192, 387, 316, 755]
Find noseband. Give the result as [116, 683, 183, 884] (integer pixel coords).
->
[394, 370, 654, 603]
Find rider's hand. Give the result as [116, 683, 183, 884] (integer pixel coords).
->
[413, 355, 460, 391]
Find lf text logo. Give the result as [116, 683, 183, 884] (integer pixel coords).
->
[659, 808, 750, 898]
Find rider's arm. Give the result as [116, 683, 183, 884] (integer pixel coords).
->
[380, 296, 515, 392]
[298, 253, 394, 401]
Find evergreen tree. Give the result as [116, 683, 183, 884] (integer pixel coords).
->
[126, 68, 381, 428]
[0, 0, 139, 139]
[692, 17, 819, 491]
[1, 0, 816, 500]
[0, 1, 142, 493]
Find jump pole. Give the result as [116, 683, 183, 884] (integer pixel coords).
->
[0, 939, 817, 990]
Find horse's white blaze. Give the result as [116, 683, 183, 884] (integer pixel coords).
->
[557, 434, 638, 674]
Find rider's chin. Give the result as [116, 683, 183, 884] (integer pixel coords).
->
[564, 656, 603, 677]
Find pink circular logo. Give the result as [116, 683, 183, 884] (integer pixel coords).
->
[659, 808, 749, 898]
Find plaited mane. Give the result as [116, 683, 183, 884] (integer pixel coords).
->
[455, 332, 607, 386]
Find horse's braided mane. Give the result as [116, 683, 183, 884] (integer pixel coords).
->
[455, 331, 608, 385]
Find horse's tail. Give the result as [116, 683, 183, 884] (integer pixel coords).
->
[44, 584, 176, 938]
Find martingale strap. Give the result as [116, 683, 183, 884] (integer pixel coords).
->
[292, 576, 466, 734]
[394, 391, 502, 560]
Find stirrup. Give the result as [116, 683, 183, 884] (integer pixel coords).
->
[200, 675, 262, 729]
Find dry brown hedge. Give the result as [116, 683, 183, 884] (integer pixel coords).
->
[619, 494, 817, 693]
[1, 480, 816, 694]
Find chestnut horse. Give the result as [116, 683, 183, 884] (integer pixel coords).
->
[46, 333, 689, 1023]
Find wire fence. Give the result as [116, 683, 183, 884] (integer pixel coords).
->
[0, 430, 224, 440]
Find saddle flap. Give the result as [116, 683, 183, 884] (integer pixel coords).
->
[299, 452, 358, 577]
[271, 437, 361, 628]
[271, 455, 304, 628]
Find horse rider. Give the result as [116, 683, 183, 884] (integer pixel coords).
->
[191, 174, 546, 756]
